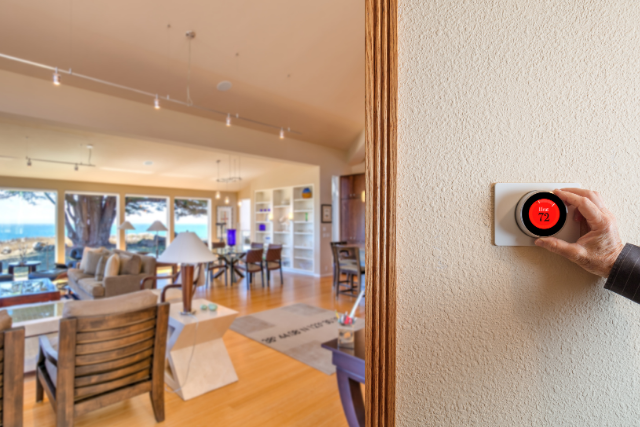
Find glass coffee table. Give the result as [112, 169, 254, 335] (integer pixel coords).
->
[0, 279, 60, 307]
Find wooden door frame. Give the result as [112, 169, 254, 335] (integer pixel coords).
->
[365, 0, 397, 426]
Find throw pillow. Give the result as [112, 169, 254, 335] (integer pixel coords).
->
[104, 254, 120, 278]
[82, 248, 105, 275]
[94, 254, 111, 281]
[78, 247, 104, 272]
[119, 254, 142, 275]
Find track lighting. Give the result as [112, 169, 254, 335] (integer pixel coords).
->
[74, 164, 79, 171]
[27, 158, 32, 167]
[154, 94, 160, 110]
[279, 128, 285, 139]
[53, 68, 60, 86]
[226, 113, 231, 127]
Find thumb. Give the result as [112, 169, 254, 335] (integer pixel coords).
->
[535, 237, 583, 262]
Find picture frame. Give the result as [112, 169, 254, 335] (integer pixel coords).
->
[321, 204, 332, 223]
[216, 206, 234, 239]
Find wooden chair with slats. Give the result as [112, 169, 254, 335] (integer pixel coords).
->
[264, 245, 284, 285]
[334, 245, 364, 298]
[237, 249, 265, 287]
[35, 291, 169, 427]
[0, 311, 25, 427]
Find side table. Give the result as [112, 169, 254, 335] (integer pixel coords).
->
[164, 298, 239, 400]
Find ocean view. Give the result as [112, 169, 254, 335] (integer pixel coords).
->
[0, 223, 209, 241]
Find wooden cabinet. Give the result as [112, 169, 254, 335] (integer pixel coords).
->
[340, 174, 365, 244]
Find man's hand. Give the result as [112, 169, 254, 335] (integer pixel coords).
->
[534, 188, 624, 277]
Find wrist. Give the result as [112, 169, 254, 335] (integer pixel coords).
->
[604, 243, 625, 278]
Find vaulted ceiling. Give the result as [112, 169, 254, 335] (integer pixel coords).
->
[0, 0, 364, 149]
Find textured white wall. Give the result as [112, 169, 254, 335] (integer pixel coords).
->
[397, 1, 640, 425]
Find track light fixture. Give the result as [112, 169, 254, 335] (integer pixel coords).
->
[154, 94, 160, 109]
[226, 113, 231, 127]
[0, 53, 301, 137]
[74, 164, 79, 171]
[27, 158, 32, 166]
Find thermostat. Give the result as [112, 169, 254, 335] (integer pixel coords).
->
[494, 183, 580, 246]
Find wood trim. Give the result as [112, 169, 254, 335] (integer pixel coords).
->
[365, 0, 397, 426]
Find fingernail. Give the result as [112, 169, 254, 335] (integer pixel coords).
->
[534, 238, 544, 246]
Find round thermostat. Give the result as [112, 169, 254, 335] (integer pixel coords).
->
[515, 191, 567, 238]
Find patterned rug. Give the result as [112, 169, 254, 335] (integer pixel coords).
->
[229, 303, 364, 375]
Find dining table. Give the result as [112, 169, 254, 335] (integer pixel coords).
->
[211, 247, 247, 284]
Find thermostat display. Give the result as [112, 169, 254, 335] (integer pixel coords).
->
[516, 191, 567, 238]
[528, 199, 561, 229]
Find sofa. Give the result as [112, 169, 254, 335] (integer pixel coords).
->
[67, 248, 156, 300]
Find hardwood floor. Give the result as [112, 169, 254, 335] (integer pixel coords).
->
[22, 272, 365, 427]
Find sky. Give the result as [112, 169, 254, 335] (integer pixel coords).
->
[0, 193, 208, 225]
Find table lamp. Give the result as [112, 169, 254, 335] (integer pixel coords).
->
[158, 232, 216, 314]
[146, 220, 168, 258]
[118, 221, 135, 231]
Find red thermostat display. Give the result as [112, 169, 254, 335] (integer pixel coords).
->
[527, 199, 561, 229]
[515, 191, 567, 238]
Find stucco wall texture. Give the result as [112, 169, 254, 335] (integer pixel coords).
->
[397, 1, 640, 425]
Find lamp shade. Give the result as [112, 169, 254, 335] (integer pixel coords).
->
[146, 220, 168, 232]
[158, 232, 216, 264]
[118, 221, 136, 231]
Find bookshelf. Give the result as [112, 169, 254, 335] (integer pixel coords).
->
[254, 185, 314, 273]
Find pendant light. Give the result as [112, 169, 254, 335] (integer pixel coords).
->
[215, 160, 221, 199]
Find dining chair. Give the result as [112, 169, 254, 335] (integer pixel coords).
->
[0, 311, 25, 427]
[330, 241, 348, 291]
[265, 244, 283, 285]
[335, 245, 364, 298]
[237, 249, 265, 287]
[208, 242, 228, 286]
[35, 291, 169, 427]
[155, 264, 207, 303]
[250, 242, 264, 250]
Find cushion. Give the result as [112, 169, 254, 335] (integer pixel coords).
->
[77, 278, 106, 298]
[94, 254, 111, 281]
[119, 254, 142, 275]
[67, 268, 92, 283]
[63, 290, 159, 318]
[0, 310, 12, 330]
[104, 254, 120, 278]
[81, 247, 106, 275]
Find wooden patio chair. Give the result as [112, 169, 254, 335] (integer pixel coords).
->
[35, 291, 169, 427]
[0, 310, 24, 427]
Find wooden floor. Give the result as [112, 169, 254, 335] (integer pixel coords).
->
[22, 272, 365, 427]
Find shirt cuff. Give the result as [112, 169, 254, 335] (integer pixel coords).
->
[604, 243, 640, 303]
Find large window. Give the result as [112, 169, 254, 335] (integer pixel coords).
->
[125, 196, 169, 256]
[174, 198, 210, 246]
[64, 193, 118, 263]
[0, 190, 57, 275]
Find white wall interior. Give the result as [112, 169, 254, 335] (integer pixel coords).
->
[398, 0, 640, 425]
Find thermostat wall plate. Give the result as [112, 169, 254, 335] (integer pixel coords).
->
[494, 183, 581, 246]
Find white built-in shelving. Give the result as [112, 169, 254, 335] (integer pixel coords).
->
[253, 185, 314, 273]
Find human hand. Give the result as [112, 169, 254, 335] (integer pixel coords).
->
[534, 188, 624, 277]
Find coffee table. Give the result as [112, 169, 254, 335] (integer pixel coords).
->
[2, 300, 66, 372]
[164, 298, 239, 400]
[0, 279, 60, 307]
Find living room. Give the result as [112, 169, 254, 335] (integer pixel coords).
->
[0, 1, 365, 426]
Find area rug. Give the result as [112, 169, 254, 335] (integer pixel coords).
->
[229, 303, 364, 375]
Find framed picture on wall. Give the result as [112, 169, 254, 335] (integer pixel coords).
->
[321, 204, 332, 223]
[216, 206, 234, 239]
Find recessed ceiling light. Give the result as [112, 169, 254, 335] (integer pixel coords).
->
[143, 161, 153, 166]
[217, 81, 232, 91]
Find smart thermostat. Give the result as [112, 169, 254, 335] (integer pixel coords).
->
[494, 183, 580, 246]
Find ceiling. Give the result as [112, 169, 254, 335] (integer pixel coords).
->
[0, 117, 309, 191]
[0, 0, 364, 150]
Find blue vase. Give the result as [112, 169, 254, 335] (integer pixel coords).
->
[227, 229, 236, 246]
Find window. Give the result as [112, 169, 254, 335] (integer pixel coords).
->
[174, 198, 210, 246]
[125, 196, 169, 256]
[0, 190, 57, 276]
[64, 193, 118, 263]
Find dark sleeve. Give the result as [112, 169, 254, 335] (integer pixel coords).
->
[604, 243, 640, 303]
